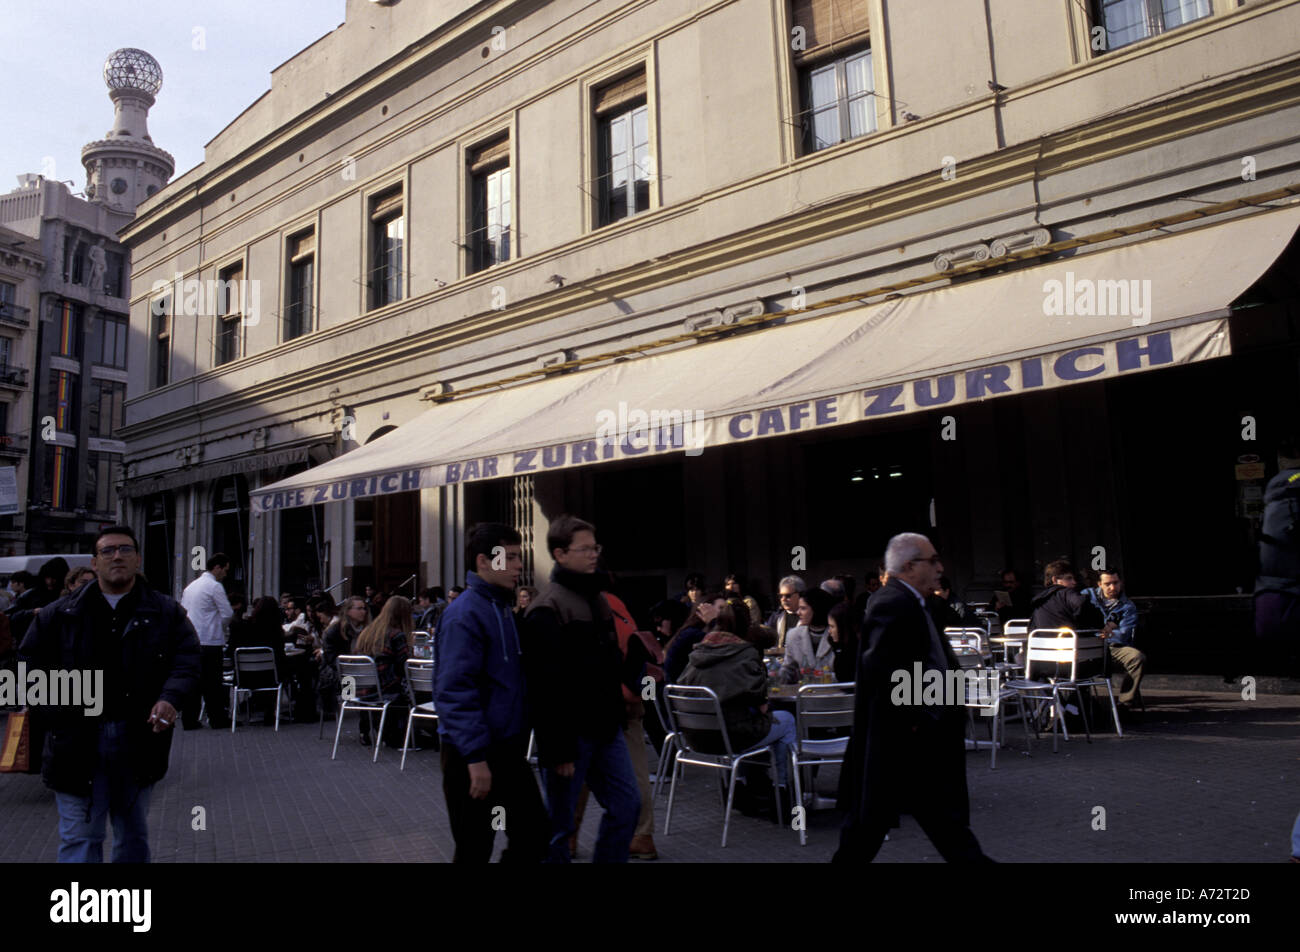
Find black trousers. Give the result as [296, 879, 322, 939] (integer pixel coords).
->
[834, 724, 993, 864]
[440, 738, 549, 864]
[183, 645, 228, 726]
[834, 806, 992, 863]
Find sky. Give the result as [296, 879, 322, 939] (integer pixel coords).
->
[0, 0, 349, 194]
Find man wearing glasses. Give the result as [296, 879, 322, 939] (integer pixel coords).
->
[835, 532, 992, 863]
[766, 574, 806, 651]
[522, 514, 644, 863]
[19, 526, 200, 862]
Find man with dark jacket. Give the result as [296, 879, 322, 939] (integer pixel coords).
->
[1256, 438, 1300, 656]
[8, 556, 70, 643]
[523, 514, 643, 863]
[18, 526, 200, 863]
[1027, 559, 1108, 682]
[434, 523, 547, 863]
[835, 532, 992, 863]
[1029, 560, 1105, 633]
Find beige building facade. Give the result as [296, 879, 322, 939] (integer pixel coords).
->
[120, 0, 1300, 667]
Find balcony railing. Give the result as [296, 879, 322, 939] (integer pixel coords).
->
[0, 432, 29, 455]
[0, 302, 30, 327]
[0, 363, 29, 389]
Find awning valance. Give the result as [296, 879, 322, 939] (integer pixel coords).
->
[250, 205, 1300, 512]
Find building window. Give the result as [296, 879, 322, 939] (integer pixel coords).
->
[790, 0, 875, 154]
[151, 297, 170, 389]
[468, 135, 512, 274]
[0, 337, 11, 370]
[44, 445, 74, 510]
[368, 190, 404, 310]
[212, 475, 250, 586]
[82, 451, 122, 515]
[47, 369, 78, 432]
[63, 239, 86, 284]
[88, 378, 126, 438]
[104, 251, 125, 297]
[1094, 0, 1212, 51]
[595, 70, 650, 226]
[93, 314, 128, 369]
[286, 230, 315, 341]
[0, 281, 14, 314]
[144, 492, 174, 591]
[55, 301, 82, 359]
[215, 261, 243, 366]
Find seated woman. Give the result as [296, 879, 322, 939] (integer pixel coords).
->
[318, 596, 368, 718]
[677, 600, 797, 795]
[352, 595, 414, 747]
[779, 587, 837, 683]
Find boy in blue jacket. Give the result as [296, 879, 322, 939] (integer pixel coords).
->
[434, 522, 547, 862]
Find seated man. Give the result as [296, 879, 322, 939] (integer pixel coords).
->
[1026, 559, 1107, 681]
[994, 568, 1034, 623]
[1085, 567, 1146, 709]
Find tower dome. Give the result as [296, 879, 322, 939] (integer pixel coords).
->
[103, 48, 164, 97]
[82, 48, 174, 213]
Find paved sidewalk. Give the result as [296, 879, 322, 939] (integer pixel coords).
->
[1, 689, 1295, 863]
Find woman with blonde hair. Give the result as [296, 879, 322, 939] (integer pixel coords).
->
[353, 594, 413, 747]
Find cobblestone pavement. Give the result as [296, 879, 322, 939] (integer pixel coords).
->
[1, 688, 1296, 863]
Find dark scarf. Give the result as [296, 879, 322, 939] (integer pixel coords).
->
[551, 566, 613, 599]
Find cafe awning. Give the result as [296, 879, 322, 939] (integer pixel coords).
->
[250, 205, 1300, 512]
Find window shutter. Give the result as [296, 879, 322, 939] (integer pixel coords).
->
[594, 69, 647, 115]
[290, 230, 315, 262]
[468, 134, 510, 174]
[370, 189, 403, 221]
[792, 0, 870, 56]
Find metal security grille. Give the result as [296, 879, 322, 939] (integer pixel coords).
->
[511, 474, 535, 587]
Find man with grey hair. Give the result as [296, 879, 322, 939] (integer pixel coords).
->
[835, 532, 992, 863]
[766, 575, 805, 651]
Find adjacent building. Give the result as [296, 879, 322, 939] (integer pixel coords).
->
[119, 0, 1300, 670]
[0, 48, 173, 555]
[0, 222, 43, 552]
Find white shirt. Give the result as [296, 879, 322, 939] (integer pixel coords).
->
[181, 571, 234, 646]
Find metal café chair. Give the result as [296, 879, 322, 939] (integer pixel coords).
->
[332, 655, 393, 763]
[1005, 629, 1123, 752]
[790, 683, 855, 845]
[662, 685, 784, 848]
[230, 647, 282, 733]
[400, 659, 438, 771]
[945, 627, 988, 661]
[652, 683, 681, 800]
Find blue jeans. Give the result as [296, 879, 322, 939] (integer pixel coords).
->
[53, 721, 153, 863]
[542, 731, 640, 863]
[750, 710, 796, 787]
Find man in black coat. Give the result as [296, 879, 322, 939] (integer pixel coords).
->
[18, 526, 200, 863]
[834, 532, 992, 863]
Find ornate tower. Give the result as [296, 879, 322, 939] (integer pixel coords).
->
[81, 48, 175, 213]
